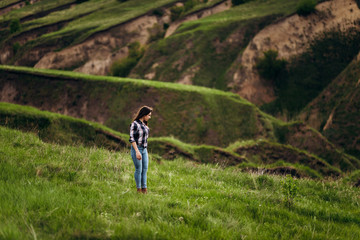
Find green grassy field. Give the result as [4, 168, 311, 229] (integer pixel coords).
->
[1, 126, 360, 239]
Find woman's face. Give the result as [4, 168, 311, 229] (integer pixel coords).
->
[144, 112, 152, 121]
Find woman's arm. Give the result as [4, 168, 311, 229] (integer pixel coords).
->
[131, 142, 142, 160]
[129, 122, 142, 160]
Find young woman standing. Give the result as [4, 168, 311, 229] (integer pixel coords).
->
[129, 106, 152, 194]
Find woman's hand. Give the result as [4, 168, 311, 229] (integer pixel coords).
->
[136, 151, 142, 160]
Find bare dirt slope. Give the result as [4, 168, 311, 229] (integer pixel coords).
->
[227, 0, 360, 104]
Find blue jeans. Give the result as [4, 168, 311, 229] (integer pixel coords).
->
[131, 146, 148, 189]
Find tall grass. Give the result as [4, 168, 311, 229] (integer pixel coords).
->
[1, 126, 359, 239]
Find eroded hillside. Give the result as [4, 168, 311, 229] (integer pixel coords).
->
[228, 0, 360, 104]
[299, 52, 360, 158]
[2, 0, 359, 106]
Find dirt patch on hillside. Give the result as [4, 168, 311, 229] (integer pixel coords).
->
[229, 0, 360, 104]
[0, 82, 17, 102]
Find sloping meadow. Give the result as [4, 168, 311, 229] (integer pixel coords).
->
[0, 126, 360, 239]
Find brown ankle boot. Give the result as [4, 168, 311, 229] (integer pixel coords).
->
[137, 188, 142, 193]
[141, 188, 147, 194]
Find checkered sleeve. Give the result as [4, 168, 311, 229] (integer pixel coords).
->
[129, 122, 137, 143]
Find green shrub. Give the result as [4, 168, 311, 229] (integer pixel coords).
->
[256, 50, 287, 89]
[296, 0, 317, 16]
[76, 0, 90, 3]
[9, 19, 21, 34]
[152, 9, 164, 17]
[231, 0, 247, 6]
[163, 23, 169, 30]
[25, 0, 30, 5]
[170, 6, 184, 21]
[281, 175, 298, 208]
[12, 42, 21, 55]
[184, 0, 196, 11]
[148, 24, 165, 43]
[110, 42, 144, 77]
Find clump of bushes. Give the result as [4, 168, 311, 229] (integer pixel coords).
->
[170, 0, 199, 21]
[152, 8, 164, 17]
[170, 5, 184, 21]
[12, 42, 21, 55]
[296, 0, 317, 16]
[110, 42, 144, 77]
[76, 0, 90, 3]
[256, 50, 287, 90]
[231, 0, 251, 6]
[184, 0, 196, 10]
[148, 24, 165, 43]
[9, 19, 21, 34]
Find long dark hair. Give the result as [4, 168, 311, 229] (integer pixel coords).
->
[133, 106, 153, 126]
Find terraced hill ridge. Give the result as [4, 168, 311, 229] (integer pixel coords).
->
[1, 73, 359, 178]
[0, 102, 349, 178]
[0, 64, 274, 147]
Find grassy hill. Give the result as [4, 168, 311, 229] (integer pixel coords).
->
[1, 65, 359, 177]
[1, 100, 359, 179]
[0, 64, 276, 147]
[0, 101, 129, 150]
[1, 126, 360, 239]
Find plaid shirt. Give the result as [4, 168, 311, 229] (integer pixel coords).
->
[129, 120, 150, 148]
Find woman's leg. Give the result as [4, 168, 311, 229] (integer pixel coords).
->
[131, 146, 142, 189]
[141, 148, 149, 189]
